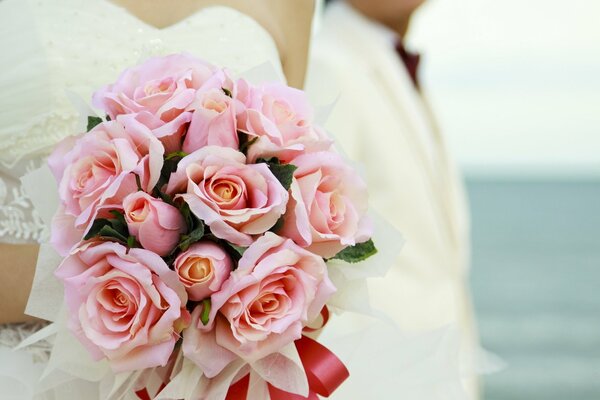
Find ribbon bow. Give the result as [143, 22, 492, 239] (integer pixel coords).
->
[226, 335, 349, 400]
[136, 308, 347, 400]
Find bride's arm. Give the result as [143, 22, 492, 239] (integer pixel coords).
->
[257, 0, 316, 89]
[0, 244, 38, 323]
[113, 0, 316, 88]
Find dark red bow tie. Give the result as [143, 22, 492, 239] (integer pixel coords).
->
[395, 41, 421, 88]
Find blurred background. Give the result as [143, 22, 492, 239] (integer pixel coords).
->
[408, 0, 600, 398]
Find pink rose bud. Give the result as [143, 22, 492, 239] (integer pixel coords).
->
[123, 191, 186, 256]
[174, 241, 233, 301]
[182, 70, 239, 153]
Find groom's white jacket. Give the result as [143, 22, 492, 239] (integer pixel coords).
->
[307, 2, 479, 396]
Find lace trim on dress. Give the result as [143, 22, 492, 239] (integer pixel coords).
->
[0, 112, 78, 170]
[0, 158, 50, 244]
[0, 111, 77, 243]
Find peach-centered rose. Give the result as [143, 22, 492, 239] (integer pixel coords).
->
[280, 151, 373, 258]
[48, 118, 164, 255]
[182, 232, 336, 378]
[55, 241, 189, 372]
[122, 191, 186, 256]
[174, 241, 233, 301]
[166, 146, 289, 246]
[92, 53, 214, 120]
[183, 70, 239, 153]
[236, 80, 332, 162]
[92, 54, 215, 151]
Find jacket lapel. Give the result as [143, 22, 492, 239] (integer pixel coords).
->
[372, 50, 461, 249]
[419, 91, 470, 250]
[328, 3, 461, 249]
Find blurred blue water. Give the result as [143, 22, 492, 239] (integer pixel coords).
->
[467, 179, 600, 400]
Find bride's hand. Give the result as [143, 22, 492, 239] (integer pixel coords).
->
[0, 244, 38, 324]
[110, 0, 316, 88]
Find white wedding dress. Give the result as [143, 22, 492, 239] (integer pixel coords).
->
[0, 0, 472, 398]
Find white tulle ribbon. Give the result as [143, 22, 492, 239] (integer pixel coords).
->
[318, 319, 468, 400]
[20, 165, 58, 227]
[20, 166, 62, 322]
[65, 89, 99, 132]
[324, 210, 404, 322]
[328, 211, 404, 282]
[14, 323, 58, 352]
[0, 347, 45, 400]
[155, 357, 205, 400]
[235, 62, 284, 85]
[249, 343, 308, 396]
[154, 344, 309, 400]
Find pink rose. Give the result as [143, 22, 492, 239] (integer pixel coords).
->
[182, 70, 239, 153]
[236, 80, 332, 162]
[122, 191, 186, 256]
[55, 241, 189, 372]
[128, 110, 192, 154]
[174, 241, 233, 301]
[280, 152, 372, 258]
[166, 146, 288, 246]
[92, 54, 215, 151]
[49, 119, 164, 255]
[182, 232, 336, 377]
[93, 53, 214, 120]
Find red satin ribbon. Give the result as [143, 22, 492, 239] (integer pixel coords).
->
[226, 335, 349, 400]
[135, 389, 151, 400]
[136, 382, 167, 400]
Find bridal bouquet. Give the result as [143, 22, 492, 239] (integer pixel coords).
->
[38, 54, 377, 399]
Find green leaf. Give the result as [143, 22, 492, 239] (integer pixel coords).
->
[178, 222, 205, 252]
[153, 155, 181, 199]
[269, 216, 284, 233]
[330, 239, 378, 263]
[87, 116, 103, 132]
[84, 211, 131, 244]
[108, 210, 128, 233]
[84, 218, 112, 240]
[257, 158, 297, 191]
[98, 225, 129, 243]
[165, 151, 188, 161]
[220, 241, 247, 266]
[228, 243, 247, 257]
[200, 299, 211, 326]
[189, 224, 205, 240]
[127, 235, 140, 249]
[268, 162, 297, 191]
[153, 186, 174, 205]
[134, 173, 143, 191]
[237, 131, 259, 155]
[179, 202, 195, 231]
